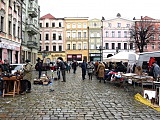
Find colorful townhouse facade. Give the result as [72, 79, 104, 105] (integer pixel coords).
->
[38, 13, 65, 63]
[0, 0, 40, 64]
[88, 18, 102, 62]
[134, 16, 160, 52]
[64, 17, 89, 62]
[21, 0, 40, 64]
[102, 13, 135, 60]
[0, 0, 22, 63]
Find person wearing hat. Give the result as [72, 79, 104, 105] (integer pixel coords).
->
[21, 59, 32, 94]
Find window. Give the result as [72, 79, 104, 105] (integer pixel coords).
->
[13, 24, 16, 37]
[59, 46, 62, 51]
[151, 35, 154, 40]
[59, 22, 61, 27]
[105, 43, 109, 49]
[124, 31, 127, 38]
[117, 23, 121, 28]
[53, 33, 56, 40]
[118, 31, 121, 38]
[9, 0, 11, 7]
[40, 23, 42, 27]
[14, 1, 16, 12]
[72, 32, 76, 38]
[126, 24, 130, 28]
[78, 23, 81, 28]
[130, 43, 133, 49]
[45, 34, 49, 40]
[83, 32, 86, 38]
[108, 23, 111, 27]
[106, 31, 108, 37]
[40, 34, 41, 40]
[18, 26, 20, 38]
[53, 46, 56, 51]
[159, 35, 160, 40]
[8, 21, 11, 34]
[73, 44, 76, 50]
[84, 43, 87, 49]
[124, 43, 127, 49]
[78, 43, 81, 49]
[67, 24, 70, 28]
[112, 31, 115, 37]
[72, 23, 76, 28]
[158, 27, 160, 31]
[91, 44, 94, 49]
[83, 23, 87, 28]
[18, 6, 20, 16]
[67, 32, 70, 38]
[118, 43, 121, 49]
[78, 32, 81, 38]
[46, 23, 49, 27]
[67, 44, 70, 50]
[94, 23, 97, 26]
[152, 44, 155, 49]
[46, 46, 49, 51]
[0, 16, 4, 32]
[144, 45, 147, 49]
[111, 43, 115, 49]
[58, 34, 62, 40]
[52, 22, 55, 27]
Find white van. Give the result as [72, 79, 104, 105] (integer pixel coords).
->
[137, 51, 160, 67]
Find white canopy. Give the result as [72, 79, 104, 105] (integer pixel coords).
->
[103, 52, 139, 63]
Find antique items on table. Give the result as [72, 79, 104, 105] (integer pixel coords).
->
[2, 75, 21, 97]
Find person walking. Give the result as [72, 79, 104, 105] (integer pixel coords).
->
[72, 60, 78, 74]
[57, 57, 66, 82]
[87, 61, 94, 80]
[81, 60, 87, 80]
[97, 62, 105, 83]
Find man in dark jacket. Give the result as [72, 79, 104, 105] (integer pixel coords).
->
[57, 57, 66, 82]
[35, 58, 43, 79]
[81, 60, 87, 80]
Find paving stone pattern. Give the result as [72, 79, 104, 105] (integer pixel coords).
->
[0, 68, 160, 120]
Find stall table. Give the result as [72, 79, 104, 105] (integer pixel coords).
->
[2, 76, 21, 97]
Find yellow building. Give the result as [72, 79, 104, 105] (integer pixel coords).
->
[64, 17, 89, 62]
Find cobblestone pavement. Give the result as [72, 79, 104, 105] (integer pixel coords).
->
[0, 68, 160, 120]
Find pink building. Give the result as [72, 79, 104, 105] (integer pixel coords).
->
[102, 13, 135, 59]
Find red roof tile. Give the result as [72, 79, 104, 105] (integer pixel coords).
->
[142, 16, 155, 20]
[40, 13, 55, 20]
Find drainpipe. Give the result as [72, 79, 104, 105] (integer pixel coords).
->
[20, 0, 23, 63]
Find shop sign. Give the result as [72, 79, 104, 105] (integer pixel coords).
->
[77, 55, 82, 58]
[67, 55, 72, 58]
[0, 43, 15, 50]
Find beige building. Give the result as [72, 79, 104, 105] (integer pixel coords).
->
[88, 18, 102, 62]
[64, 17, 89, 62]
[38, 14, 65, 62]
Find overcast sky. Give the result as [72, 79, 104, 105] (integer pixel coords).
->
[38, 0, 160, 20]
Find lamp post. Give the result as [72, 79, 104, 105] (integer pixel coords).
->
[96, 46, 105, 61]
[101, 16, 105, 62]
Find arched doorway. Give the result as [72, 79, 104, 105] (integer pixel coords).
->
[107, 54, 113, 58]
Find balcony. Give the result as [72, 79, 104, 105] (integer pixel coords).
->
[27, 41, 38, 49]
[28, 1, 38, 18]
[28, 7, 38, 18]
[26, 23, 39, 35]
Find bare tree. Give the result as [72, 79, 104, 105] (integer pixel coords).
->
[130, 17, 156, 53]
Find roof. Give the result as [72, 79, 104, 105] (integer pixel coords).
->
[40, 13, 55, 20]
[142, 16, 155, 20]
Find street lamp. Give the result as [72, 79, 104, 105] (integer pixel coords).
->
[96, 46, 105, 61]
